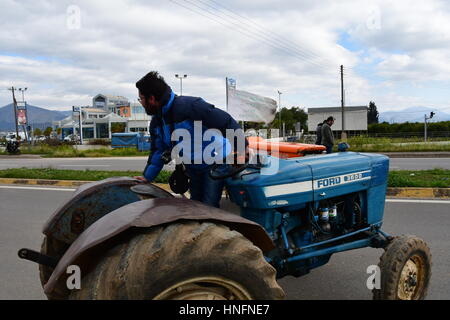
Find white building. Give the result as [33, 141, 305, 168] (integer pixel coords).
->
[308, 106, 368, 133]
[53, 94, 151, 139]
[128, 102, 152, 133]
[92, 94, 129, 115]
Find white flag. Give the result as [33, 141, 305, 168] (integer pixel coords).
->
[228, 89, 277, 123]
[227, 78, 236, 89]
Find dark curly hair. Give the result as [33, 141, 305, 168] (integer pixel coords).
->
[136, 71, 169, 101]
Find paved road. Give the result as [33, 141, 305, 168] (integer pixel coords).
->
[0, 184, 448, 300]
[0, 156, 175, 172]
[389, 158, 450, 170]
[0, 156, 449, 171]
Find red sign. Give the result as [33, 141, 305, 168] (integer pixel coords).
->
[17, 109, 27, 125]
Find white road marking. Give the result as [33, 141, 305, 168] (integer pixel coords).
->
[0, 185, 448, 204]
[386, 199, 450, 204]
[58, 165, 110, 167]
[0, 186, 76, 192]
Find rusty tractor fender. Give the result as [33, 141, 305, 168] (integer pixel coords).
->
[43, 177, 173, 244]
[43, 197, 275, 296]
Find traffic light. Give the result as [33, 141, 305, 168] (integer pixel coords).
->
[430, 112, 435, 118]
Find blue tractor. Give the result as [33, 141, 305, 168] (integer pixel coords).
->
[19, 150, 431, 300]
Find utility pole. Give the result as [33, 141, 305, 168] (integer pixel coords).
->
[8, 87, 19, 139]
[340, 65, 346, 140]
[277, 90, 282, 139]
[175, 74, 187, 96]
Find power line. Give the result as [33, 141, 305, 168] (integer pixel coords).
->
[169, 0, 335, 73]
[177, 0, 330, 71]
[195, 0, 338, 69]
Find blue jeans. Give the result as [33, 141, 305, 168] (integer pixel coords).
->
[325, 144, 333, 154]
[186, 164, 225, 208]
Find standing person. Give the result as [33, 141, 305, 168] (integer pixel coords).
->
[133, 71, 245, 208]
[315, 121, 325, 145]
[321, 116, 335, 154]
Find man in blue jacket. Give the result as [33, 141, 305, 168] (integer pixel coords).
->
[134, 71, 245, 208]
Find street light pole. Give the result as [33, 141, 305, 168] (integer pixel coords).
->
[18, 87, 27, 101]
[277, 90, 282, 139]
[175, 74, 187, 96]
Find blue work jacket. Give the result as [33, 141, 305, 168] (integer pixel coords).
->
[143, 87, 243, 182]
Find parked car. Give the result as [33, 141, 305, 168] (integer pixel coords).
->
[63, 134, 80, 143]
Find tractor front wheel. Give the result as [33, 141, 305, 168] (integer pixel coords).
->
[69, 221, 285, 300]
[373, 235, 432, 300]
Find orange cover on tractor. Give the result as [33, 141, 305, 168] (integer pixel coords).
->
[247, 136, 325, 158]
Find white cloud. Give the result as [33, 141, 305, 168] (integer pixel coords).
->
[0, 0, 449, 115]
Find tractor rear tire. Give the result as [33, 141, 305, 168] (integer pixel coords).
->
[69, 221, 285, 300]
[373, 235, 431, 300]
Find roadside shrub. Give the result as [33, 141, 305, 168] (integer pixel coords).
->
[88, 139, 111, 145]
[39, 138, 74, 147]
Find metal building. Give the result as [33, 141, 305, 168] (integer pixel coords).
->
[307, 106, 368, 133]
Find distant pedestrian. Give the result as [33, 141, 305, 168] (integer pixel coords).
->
[315, 120, 326, 145]
[321, 116, 335, 154]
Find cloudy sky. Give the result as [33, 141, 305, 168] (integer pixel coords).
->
[1, 0, 450, 116]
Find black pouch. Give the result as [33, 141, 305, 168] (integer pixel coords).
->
[169, 164, 190, 194]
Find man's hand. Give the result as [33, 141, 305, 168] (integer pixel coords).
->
[246, 146, 256, 163]
[133, 176, 149, 183]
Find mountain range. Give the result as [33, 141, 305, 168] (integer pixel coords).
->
[0, 104, 71, 131]
[1, 104, 449, 131]
[378, 106, 450, 123]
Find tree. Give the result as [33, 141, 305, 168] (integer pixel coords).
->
[270, 107, 308, 132]
[33, 128, 42, 136]
[235, 106, 308, 137]
[43, 127, 53, 137]
[111, 122, 126, 133]
[56, 127, 62, 135]
[367, 101, 379, 124]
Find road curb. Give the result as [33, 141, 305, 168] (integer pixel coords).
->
[1, 178, 449, 199]
[387, 187, 450, 199]
[0, 178, 90, 187]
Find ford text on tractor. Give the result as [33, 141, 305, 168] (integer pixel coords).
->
[18, 140, 431, 300]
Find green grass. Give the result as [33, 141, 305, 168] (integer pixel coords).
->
[339, 136, 450, 152]
[349, 144, 450, 152]
[388, 169, 450, 188]
[0, 145, 147, 157]
[0, 168, 171, 184]
[0, 168, 448, 188]
[2, 136, 450, 157]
